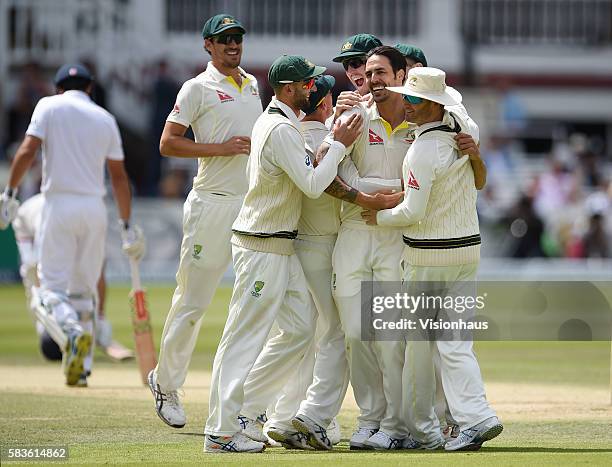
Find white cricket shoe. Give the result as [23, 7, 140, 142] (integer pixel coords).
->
[328, 417, 342, 445]
[237, 415, 267, 443]
[205, 432, 265, 453]
[147, 370, 186, 428]
[292, 414, 332, 450]
[266, 426, 313, 450]
[363, 431, 403, 450]
[402, 435, 444, 450]
[349, 427, 378, 450]
[63, 332, 92, 386]
[444, 416, 503, 451]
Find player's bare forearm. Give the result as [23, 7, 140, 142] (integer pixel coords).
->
[324, 176, 404, 210]
[107, 160, 132, 222]
[160, 122, 250, 158]
[469, 156, 487, 190]
[455, 133, 486, 190]
[325, 176, 358, 203]
[8, 136, 41, 189]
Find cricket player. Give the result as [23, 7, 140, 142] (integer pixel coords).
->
[237, 75, 346, 450]
[0, 62, 143, 387]
[204, 55, 362, 453]
[362, 67, 503, 451]
[308, 45, 413, 451]
[394, 43, 487, 191]
[13, 193, 133, 363]
[146, 13, 263, 429]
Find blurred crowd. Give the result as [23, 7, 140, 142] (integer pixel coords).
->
[479, 134, 611, 259]
[2, 62, 611, 259]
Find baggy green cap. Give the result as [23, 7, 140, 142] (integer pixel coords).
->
[304, 75, 335, 115]
[268, 55, 326, 87]
[332, 34, 382, 62]
[394, 43, 428, 66]
[202, 13, 246, 38]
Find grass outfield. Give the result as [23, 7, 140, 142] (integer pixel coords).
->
[1, 283, 611, 465]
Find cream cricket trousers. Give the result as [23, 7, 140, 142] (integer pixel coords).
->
[155, 191, 243, 390]
[254, 234, 349, 430]
[38, 194, 106, 372]
[402, 262, 496, 443]
[332, 224, 406, 438]
[205, 245, 316, 436]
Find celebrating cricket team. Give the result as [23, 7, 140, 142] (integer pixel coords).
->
[0, 11, 503, 455]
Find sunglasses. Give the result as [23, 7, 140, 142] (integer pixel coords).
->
[342, 57, 366, 71]
[403, 94, 423, 104]
[214, 33, 243, 45]
[301, 78, 315, 90]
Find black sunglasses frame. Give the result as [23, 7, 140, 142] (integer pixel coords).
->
[342, 57, 367, 71]
[214, 33, 244, 45]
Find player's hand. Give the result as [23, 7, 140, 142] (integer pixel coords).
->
[332, 113, 363, 148]
[454, 133, 480, 160]
[361, 209, 378, 225]
[357, 191, 404, 210]
[221, 136, 251, 156]
[0, 188, 19, 230]
[334, 91, 362, 120]
[120, 222, 146, 261]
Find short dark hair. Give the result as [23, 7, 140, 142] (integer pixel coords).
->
[366, 45, 407, 76]
[57, 77, 92, 92]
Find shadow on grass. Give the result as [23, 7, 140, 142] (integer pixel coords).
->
[169, 435, 612, 455]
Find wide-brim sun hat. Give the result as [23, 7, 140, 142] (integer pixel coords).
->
[387, 67, 462, 106]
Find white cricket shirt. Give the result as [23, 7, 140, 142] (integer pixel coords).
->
[26, 90, 124, 197]
[299, 120, 341, 236]
[167, 62, 263, 197]
[333, 103, 416, 227]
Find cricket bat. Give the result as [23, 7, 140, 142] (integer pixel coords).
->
[129, 257, 157, 385]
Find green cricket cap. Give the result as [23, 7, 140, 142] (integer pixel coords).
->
[394, 43, 428, 66]
[332, 34, 382, 63]
[268, 55, 326, 87]
[201, 13, 246, 38]
[304, 75, 335, 115]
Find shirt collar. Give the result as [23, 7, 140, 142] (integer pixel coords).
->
[205, 61, 248, 84]
[270, 96, 303, 127]
[369, 103, 411, 136]
[415, 110, 452, 136]
[62, 90, 91, 101]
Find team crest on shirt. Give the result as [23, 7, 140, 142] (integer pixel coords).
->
[407, 170, 420, 190]
[403, 130, 416, 144]
[216, 90, 234, 102]
[192, 244, 202, 259]
[305, 155, 312, 167]
[250, 84, 259, 96]
[251, 281, 265, 297]
[368, 129, 384, 145]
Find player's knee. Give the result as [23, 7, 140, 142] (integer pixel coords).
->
[70, 294, 95, 323]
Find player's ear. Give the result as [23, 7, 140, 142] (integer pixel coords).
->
[397, 68, 406, 84]
[203, 38, 213, 55]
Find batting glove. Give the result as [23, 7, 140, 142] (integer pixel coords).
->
[0, 187, 20, 230]
[119, 221, 146, 261]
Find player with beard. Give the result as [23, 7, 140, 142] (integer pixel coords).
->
[204, 55, 362, 453]
[298, 46, 413, 450]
